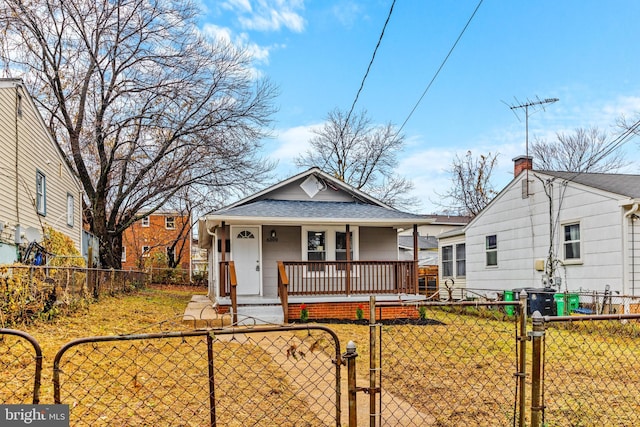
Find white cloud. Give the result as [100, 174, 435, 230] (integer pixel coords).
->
[270, 123, 321, 164]
[222, 0, 306, 32]
[330, 1, 364, 29]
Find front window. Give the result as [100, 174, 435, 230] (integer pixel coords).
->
[307, 231, 326, 271]
[165, 217, 175, 229]
[121, 246, 127, 262]
[563, 223, 581, 260]
[486, 235, 497, 267]
[442, 245, 453, 276]
[142, 245, 150, 257]
[36, 170, 46, 215]
[456, 243, 466, 276]
[66, 193, 74, 227]
[141, 217, 150, 227]
[335, 231, 353, 270]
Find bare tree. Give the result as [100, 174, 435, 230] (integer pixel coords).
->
[295, 108, 415, 208]
[1, 0, 277, 268]
[436, 151, 498, 217]
[531, 127, 628, 173]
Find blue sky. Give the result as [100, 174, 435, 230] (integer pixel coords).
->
[200, 0, 640, 213]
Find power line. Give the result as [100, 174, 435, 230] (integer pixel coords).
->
[343, 0, 396, 129]
[396, 0, 484, 135]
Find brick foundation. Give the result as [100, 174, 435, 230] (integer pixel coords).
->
[217, 301, 422, 321]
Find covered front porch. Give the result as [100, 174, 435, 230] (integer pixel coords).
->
[215, 259, 436, 324]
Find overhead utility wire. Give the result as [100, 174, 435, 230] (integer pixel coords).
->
[342, 0, 396, 131]
[396, 0, 484, 135]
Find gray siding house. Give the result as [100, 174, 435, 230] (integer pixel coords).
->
[198, 168, 432, 318]
[439, 156, 640, 297]
[0, 79, 83, 264]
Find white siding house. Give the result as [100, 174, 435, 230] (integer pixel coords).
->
[439, 156, 640, 296]
[0, 79, 83, 264]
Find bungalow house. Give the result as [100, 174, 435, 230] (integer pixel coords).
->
[438, 155, 640, 299]
[0, 79, 83, 264]
[197, 168, 433, 323]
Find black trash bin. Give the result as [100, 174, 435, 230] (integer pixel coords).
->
[513, 287, 556, 316]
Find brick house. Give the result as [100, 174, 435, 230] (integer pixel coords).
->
[122, 212, 191, 271]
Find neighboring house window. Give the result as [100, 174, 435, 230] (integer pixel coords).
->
[67, 193, 74, 227]
[141, 217, 150, 227]
[563, 223, 581, 261]
[456, 243, 466, 276]
[36, 170, 46, 216]
[121, 246, 127, 262]
[307, 231, 326, 271]
[165, 217, 175, 229]
[142, 245, 150, 257]
[442, 245, 453, 276]
[486, 235, 497, 266]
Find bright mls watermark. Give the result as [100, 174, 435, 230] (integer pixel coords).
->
[1, 405, 69, 426]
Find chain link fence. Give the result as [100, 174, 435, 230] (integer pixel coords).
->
[371, 300, 523, 426]
[0, 328, 42, 404]
[53, 325, 342, 426]
[534, 313, 640, 426]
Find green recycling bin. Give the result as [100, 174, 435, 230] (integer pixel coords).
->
[504, 290, 515, 316]
[554, 293, 566, 316]
[568, 293, 580, 313]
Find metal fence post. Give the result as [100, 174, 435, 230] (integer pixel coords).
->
[343, 340, 358, 427]
[369, 295, 378, 427]
[518, 290, 528, 427]
[207, 331, 217, 426]
[530, 311, 545, 427]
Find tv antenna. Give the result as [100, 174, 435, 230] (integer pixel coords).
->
[508, 96, 559, 163]
[507, 96, 559, 196]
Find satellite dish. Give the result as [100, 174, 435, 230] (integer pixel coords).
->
[24, 226, 42, 243]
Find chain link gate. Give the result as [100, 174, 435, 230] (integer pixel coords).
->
[0, 328, 43, 404]
[53, 325, 343, 426]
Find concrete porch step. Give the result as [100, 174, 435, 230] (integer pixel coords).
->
[182, 295, 232, 328]
[235, 304, 284, 325]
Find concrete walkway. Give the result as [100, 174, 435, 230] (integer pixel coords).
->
[216, 330, 433, 426]
[182, 295, 232, 328]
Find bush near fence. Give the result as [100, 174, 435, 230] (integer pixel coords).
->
[0, 265, 147, 326]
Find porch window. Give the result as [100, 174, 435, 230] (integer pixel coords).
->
[307, 231, 326, 271]
[486, 235, 497, 267]
[563, 222, 581, 261]
[456, 243, 466, 276]
[335, 231, 353, 270]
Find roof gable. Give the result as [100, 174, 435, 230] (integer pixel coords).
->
[223, 167, 392, 210]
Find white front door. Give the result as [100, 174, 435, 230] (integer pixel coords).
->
[231, 226, 261, 295]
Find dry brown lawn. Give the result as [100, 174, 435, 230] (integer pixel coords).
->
[4, 287, 640, 426]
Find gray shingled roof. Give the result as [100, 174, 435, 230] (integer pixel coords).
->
[212, 199, 425, 220]
[541, 171, 640, 199]
[398, 235, 438, 250]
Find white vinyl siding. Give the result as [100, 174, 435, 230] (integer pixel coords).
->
[0, 81, 83, 251]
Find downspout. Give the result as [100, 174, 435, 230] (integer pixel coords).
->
[14, 84, 21, 225]
[624, 203, 640, 297]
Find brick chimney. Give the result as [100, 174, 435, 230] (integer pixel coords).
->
[513, 155, 533, 177]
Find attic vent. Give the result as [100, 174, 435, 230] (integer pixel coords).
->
[300, 175, 323, 198]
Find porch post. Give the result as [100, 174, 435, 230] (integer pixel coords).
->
[346, 224, 351, 296]
[413, 224, 419, 294]
[219, 222, 226, 297]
